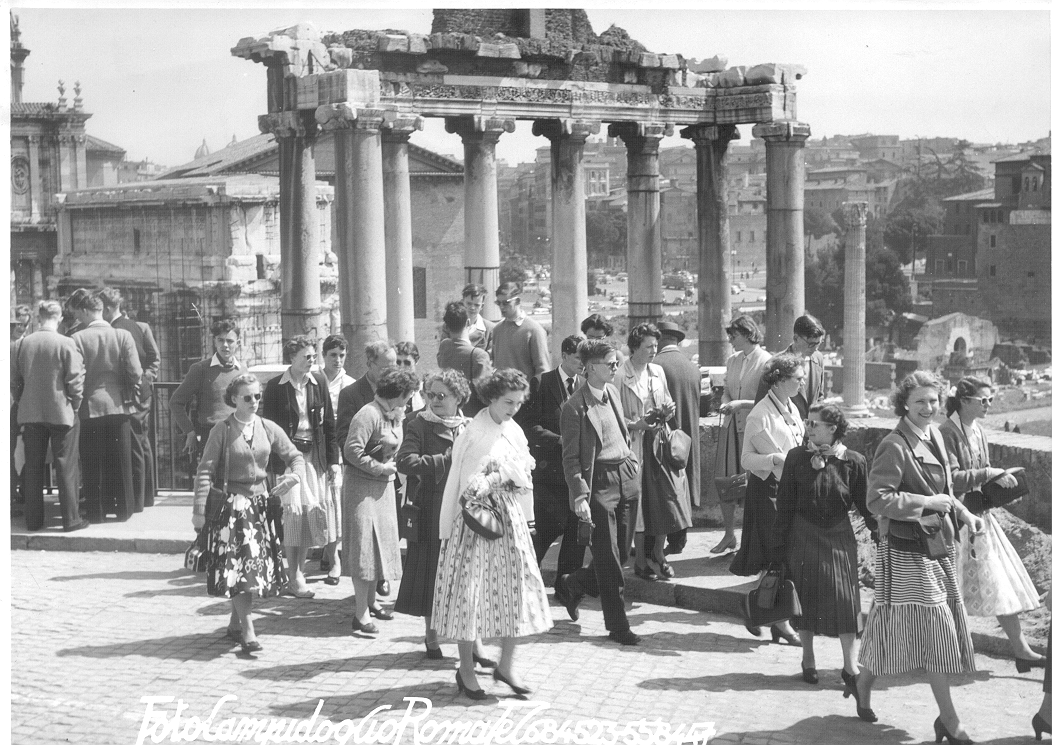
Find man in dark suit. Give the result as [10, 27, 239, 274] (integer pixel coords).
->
[653, 321, 703, 554]
[555, 340, 641, 646]
[12, 300, 87, 532]
[755, 313, 826, 417]
[462, 283, 495, 353]
[521, 334, 587, 577]
[100, 288, 160, 510]
[71, 290, 142, 522]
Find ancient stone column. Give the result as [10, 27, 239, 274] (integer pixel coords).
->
[609, 122, 674, 328]
[534, 118, 600, 353]
[381, 117, 424, 345]
[317, 104, 391, 377]
[683, 124, 740, 366]
[27, 135, 42, 222]
[260, 111, 323, 344]
[753, 121, 810, 350]
[843, 202, 870, 417]
[446, 116, 515, 321]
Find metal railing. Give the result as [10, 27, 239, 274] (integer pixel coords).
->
[149, 382, 195, 492]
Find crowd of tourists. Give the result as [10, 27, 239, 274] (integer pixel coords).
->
[12, 283, 1047, 738]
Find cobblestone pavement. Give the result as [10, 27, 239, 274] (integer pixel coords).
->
[12, 551, 1043, 745]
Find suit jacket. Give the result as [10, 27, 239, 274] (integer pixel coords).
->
[740, 393, 805, 482]
[73, 321, 142, 420]
[523, 368, 574, 489]
[335, 376, 375, 449]
[261, 371, 339, 472]
[560, 382, 637, 512]
[111, 315, 159, 408]
[654, 345, 704, 506]
[470, 316, 496, 353]
[755, 347, 824, 417]
[868, 419, 966, 541]
[12, 330, 85, 427]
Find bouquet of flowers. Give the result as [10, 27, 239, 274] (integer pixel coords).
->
[460, 451, 536, 540]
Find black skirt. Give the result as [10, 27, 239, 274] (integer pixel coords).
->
[787, 515, 863, 635]
[730, 473, 779, 576]
[393, 491, 442, 618]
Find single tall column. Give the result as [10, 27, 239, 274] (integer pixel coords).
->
[534, 118, 599, 352]
[753, 121, 810, 350]
[382, 118, 424, 345]
[261, 111, 324, 344]
[30, 261, 44, 302]
[684, 124, 739, 366]
[317, 104, 391, 377]
[843, 202, 870, 417]
[610, 122, 673, 328]
[27, 135, 42, 222]
[446, 116, 515, 321]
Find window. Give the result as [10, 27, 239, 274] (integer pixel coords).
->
[957, 260, 967, 274]
[133, 228, 141, 254]
[989, 265, 996, 277]
[998, 211, 1004, 223]
[1024, 177, 1030, 192]
[736, 231, 742, 243]
[413, 266, 427, 319]
[983, 211, 989, 224]
[749, 230, 756, 243]
[256, 254, 266, 280]
[935, 259, 946, 274]
[990, 235, 996, 248]
[1027, 271, 1036, 278]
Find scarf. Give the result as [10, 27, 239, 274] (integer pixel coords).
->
[373, 395, 405, 426]
[420, 406, 469, 433]
[805, 439, 847, 470]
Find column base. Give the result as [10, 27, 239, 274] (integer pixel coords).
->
[841, 404, 873, 419]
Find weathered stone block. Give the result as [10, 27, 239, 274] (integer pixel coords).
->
[745, 62, 808, 85]
[715, 65, 748, 87]
[687, 54, 728, 73]
[378, 34, 409, 53]
[639, 52, 661, 68]
[512, 61, 543, 78]
[660, 54, 680, 69]
[329, 46, 353, 69]
[416, 59, 448, 75]
[407, 33, 430, 54]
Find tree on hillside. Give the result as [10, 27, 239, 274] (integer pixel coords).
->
[499, 255, 531, 286]
[804, 209, 840, 250]
[586, 208, 627, 263]
[805, 241, 912, 334]
[883, 206, 944, 265]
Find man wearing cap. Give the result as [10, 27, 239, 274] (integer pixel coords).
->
[491, 281, 551, 381]
[653, 321, 704, 554]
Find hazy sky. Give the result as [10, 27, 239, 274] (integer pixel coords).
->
[10, 3, 1052, 168]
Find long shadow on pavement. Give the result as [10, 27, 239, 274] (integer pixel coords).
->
[713, 715, 913, 745]
[55, 631, 244, 662]
[273, 682, 499, 719]
[48, 569, 193, 583]
[240, 651, 454, 681]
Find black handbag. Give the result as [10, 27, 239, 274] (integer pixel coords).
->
[204, 425, 231, 525]
[655, 423, 692, 471]
[887, 512, 950, 560]
[964, 467, 1029, 514]
[746, 565, 802, 626]
[402, 500, 422, 543]
[461, 492, 504, 540]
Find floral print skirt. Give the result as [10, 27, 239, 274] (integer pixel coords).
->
[205, 491, 288, 599]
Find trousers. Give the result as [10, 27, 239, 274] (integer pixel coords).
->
[22, 421, 81, 530]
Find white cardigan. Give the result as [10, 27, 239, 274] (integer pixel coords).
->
[740, 393, 804, 481]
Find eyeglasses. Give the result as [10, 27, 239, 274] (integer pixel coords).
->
[495, 298, 518, 307]
[596, 360, 619, 370]
[805, 420, 833, 428]
[241, 393, 262, 402]
[396, 359, 415, 367]
[964, 396, 994, 406]
[424, 390, 448, 402]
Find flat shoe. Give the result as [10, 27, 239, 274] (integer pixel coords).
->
[369, 604, 394, 621]
[241, 639, 262, 653]
[351, 616, 378, 634]
[633, 565, 658, 581]
[323, 576, 340, 586]
[64, 520, 91, 533]
[710, 535, 738, 554]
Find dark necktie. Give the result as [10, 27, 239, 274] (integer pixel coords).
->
[566, 377, 575, 395]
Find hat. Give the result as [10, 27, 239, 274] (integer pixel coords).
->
[657, 321, 685, 342]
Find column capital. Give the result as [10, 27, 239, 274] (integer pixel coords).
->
[751, 120, 811, 143]
[380, 115, 425, 144]
[608, 121, 674, 149]
[258, 110, 318, 139]
[315, 103, 393, 132]
[681, 123, 740, 145]
[445, 115, 516, 142]
[532, 118, 601, 142]
[844, 201, 868, 228]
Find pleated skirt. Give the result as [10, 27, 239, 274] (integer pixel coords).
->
[729, 473, 779, 577]
[394, 491, 442, 618]
[281, 445, 337, 549]
[859, 539, 975, 676]
[787, 515, 863, 636]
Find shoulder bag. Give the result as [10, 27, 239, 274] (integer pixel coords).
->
[461, 491, 503, 540]
[887, 512, 949, 560]
[655, 422, 692, 472]
[746, 564, 802, 626]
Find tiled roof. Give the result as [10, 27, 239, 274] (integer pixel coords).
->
[84, 134, 125, 155]
[12, 102, 58, 117]
[942, 188, 995, 202]
[155, 134, 277, 179]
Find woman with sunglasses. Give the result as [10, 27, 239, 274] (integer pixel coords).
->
[393, 370, 471, 659]
[940, 377, 1044, 673]
[192, 373, 306, 653]
[772, 403, 876, 689]
[261, 336, 340, 596]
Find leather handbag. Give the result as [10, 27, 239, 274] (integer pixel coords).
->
[184, 532, 207, 573]
[964, 467, 1029, 513]
[746, 566, 802, 626]
[656, 423, 692, 471]
[887, 512, 950, 560]
[204, 425, 231, 525]
[461, 492, 504, 540]
[401, 500, 422, 543]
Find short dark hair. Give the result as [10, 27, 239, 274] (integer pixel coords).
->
[561, 334, 585, 356]
[364, 340, 393, 363]
[424, 369, 471, 405]
[322, 334, 347, 355]
[476, 368, 530, 404]
[793, 314, 825, 340]
[68, 288, 102, 313]
[627, 323, 661, 353]
[223, 373, 260, 407]
[580, 314, 614, 337]
[495, 281, 522, 298]
[760, 354, 804, 388]
[462, 283, 487, 299]
[37, 300, 63, 321]
[283, 335, 316, 364]
[945, 375, 993, 416]
[395, 341, 420, 362]
[726, 315, 762, 345]
[97, 287, 122, 311]
[578, 340, 614, 367]
[892, 370, 945, 418]
[443, 300, 469, 334]
[210, 318, 240, 338]
[809, 402, 849, 442]
[374, 369, 420, 400]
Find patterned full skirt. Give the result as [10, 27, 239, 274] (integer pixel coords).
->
[957, 510, 1040, 617]
[431, 487, 554, 641]
[205, 492, 288, 599]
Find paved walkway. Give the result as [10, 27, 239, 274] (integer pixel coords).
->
[11, 551, 1046, 745]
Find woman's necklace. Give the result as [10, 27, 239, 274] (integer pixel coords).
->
[232, 414, 255, 444]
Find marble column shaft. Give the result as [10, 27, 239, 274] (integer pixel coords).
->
[754, 121, 810, 351]
[843, 202, 869, 415]
[535, 119, 599, 354]
[382, 121, 423, 345]
[684, 124, 739, 366]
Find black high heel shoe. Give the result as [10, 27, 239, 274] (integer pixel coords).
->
[473, 652, 497, 669]
[455, 670, 487, 701]
[1017, 656, 1049, 673]
[424, 643, 444, 660]
[1034, 712, 1052, 741]
[493, 668, 532, 698]
[801, 663, 818, 685]
[841, 671, 877, 722]
[934, 717, 973, 745]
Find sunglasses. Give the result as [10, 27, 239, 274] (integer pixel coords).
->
[964, 396, 994, 406]
[396, 359, 415, 367]
[595, 360, 619, 370]
[805, 420, 833, 428]
[424, 390, 448, 402]
[241, 393, 263, 402]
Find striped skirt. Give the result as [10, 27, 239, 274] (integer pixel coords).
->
[787, 516, 863, 636]
[859, 539, 975, 676]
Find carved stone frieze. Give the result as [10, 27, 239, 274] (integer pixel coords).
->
[258, 110, 318, 138]
[532, 118, 601, 141]
[752, 120, 811, 143]
[314, 103, 391, 131]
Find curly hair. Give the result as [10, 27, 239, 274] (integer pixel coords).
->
[760, 353, 804, 389]
[560, 334, 585, 356]
[726, 315, 762, 345]
[210, 318, 240, 338]
[364, 340, 393, 364]
[808, 402, 849, 442]
[223, 373, 260, 408]
[374, 369, 420, 400]
[944, 375, 991, 417]
[580, 313, 614, 338]
[627, 323, 661, 353]
[283, 335, 316, 364]
[443, 300, 469, 334]
[892, 370, 945, 417]
[322, 334, 347, 355]
[424, 369, 471, 405]
[476, 368, 530, 404]
[395, 340, 420, 362]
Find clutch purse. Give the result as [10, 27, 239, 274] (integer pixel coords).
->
[975, 467, 1028, 512]
[576, 517, 593, 547]
[746, 566, 801, 626]
[461, 493, 504, 540]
